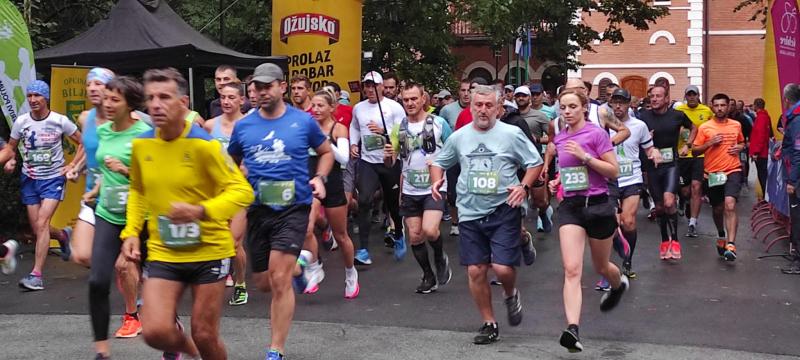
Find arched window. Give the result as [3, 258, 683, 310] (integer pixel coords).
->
[467, 67, 493, 84]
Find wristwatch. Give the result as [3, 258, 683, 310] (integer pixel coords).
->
[522, 183, 530, 193]
[315, 174, 328, 184]
[582, 153, 594, 164]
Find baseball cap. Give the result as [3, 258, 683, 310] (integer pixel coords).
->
[362, 71, 383, 84]
[684, 85, 700, 95]
[504, 84, 515, 92]
[513, 86, 531, 96]
[436, 90, 451, 98]
[611, 88, 631, 101]
[340, 90, 350, 100]
[250, 63, 284, 84]
[529, 83, 544, 93]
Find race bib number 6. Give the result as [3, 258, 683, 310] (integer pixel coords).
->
[258, 180, 295, 207]
[561, 166, 589, 191]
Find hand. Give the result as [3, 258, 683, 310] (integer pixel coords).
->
[167, 203, 204, 224]
[538, 167, 548, 182]
[3, 159, 15, 174]
[60, 163, 74, 177]
[506, 185, 527, 208]
[383, 143, 394, 159]
[727, 145, 741, 155]
[122, 236, 141, 262]
[564, 140, 587, 161]
[709, 134, 723, 146]
[431, 178, 445, 201]
[540, 134, 549, 143]
[548, 177, 561, 193]
[65, 165, 80, 181]
[81, 191, 97, 205]
[788, 184, 796, 195]
[350, 144, 360, 159]
[104, 156, 128, 175]
[310, 176, 327, 200]
[367, 121, 384, 135]
[679, 144, 689, 157]
[648, 147, 663, 167]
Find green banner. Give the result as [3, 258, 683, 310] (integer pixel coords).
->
[0, 0, 35, 127]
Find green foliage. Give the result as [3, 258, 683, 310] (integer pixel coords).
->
[165, 0, 272, 55]
[12, 0, 115, 50]
[734, 0, 768, 29]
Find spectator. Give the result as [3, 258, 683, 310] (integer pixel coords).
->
[749, 98, 771, 198]
[780, 83, 800, 274]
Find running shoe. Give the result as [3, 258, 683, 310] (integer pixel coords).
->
[686, 224, 698, 238]
[392, 233, 407, 261]
[504, 289, 522, 326]
[225, 274, 234, 287]
[304, 261, 325, 294]
[434, 253, 452, 286]
[559, 326, 583, 353]
[622, 261, 637, 280]
[1, 239, 19, 275]
[383, 228, 395, 248]
[345, 270, 360, 299]
[600, 274, 629, 312]
[659, 241, 671, 260]
[59, 227, 72, 261]
[781, 258, 800, 275]
[321, 225, 335, 251]
[669, 241, 682, 260]
[723, 243, 737, 261]
[19, 273, 44, 291]
[415, 274, 438, 294]
[594, 277, 610, 292]
[95, 353, 110, 360]
[473, 322, 499, 345]
[612, 228, 630, 259]
[229, 285, 248, 306]
[716, 239, 727, 257]
[354, 249, 372, 265]
[449, 225, 459, 236]
[115, 313, 142, 338]
[292, 252, 310, 294]
[442, 213, 452, 222]
[162, 319, 185, 360]
[540, 206, 553, 233]
[521, 230, 536, 266]
[647, 209, 656, 221]
[490, 277, 502, 286]
[266, 349, 284, 360]
[329, 236, 339, 251]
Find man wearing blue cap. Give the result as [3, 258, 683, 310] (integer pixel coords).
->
[0, 79, 84, 291]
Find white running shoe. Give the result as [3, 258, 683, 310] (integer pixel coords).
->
[1, 240, 19, 275]
[344, 268, 359, 299]
[304, 257, 325, 294]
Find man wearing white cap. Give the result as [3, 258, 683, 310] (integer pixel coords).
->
[503, 84, 517, 110]
[349, 71, 407, 265]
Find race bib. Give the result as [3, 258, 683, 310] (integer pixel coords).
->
[258, 180, 295, 207]
[619, 160, 633, 177]
[659, 148, 674, 163]
[157, 216, 201, 248]
[467, 171, 499, 194]
[708, 172, 727, 187]
[561, 166, 589, 191]
[363, 134, 385, 151]
[407, 169, 431, 188]
[28, 149, 52, 166]
[103, 185, 129, 213]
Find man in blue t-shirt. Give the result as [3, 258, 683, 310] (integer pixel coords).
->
[227, 63, 333, 360]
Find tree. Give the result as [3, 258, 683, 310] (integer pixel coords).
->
[454, 0, 670, 69]
[734, 0, 768, 29]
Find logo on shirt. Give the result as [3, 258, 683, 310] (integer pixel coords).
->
[291, 122, 299, 128]
[466, 143, 496, 171]
[249, 131, 292, 164]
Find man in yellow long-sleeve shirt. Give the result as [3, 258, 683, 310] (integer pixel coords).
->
[121, 68, 253, 360]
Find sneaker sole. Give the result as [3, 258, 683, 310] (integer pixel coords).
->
[345, 283, 360, 299]
[229, 299, 248, 306]
[473, 336, 498, 345]
[416, 284, 438, 294]
[19, 283, 44, 291]
[438, 268, 452, 286]
[559, 331, 583, 353]
[724, 251, 737, 261]
[115, 328, 142, 338]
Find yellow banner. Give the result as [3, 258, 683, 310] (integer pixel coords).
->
[49, 65, 90, 229]
[271, 0, 362, 101]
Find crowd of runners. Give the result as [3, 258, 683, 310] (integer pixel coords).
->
[0, 61, 785, 359]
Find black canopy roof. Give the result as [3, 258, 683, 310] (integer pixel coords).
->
[35, 0, 285, 72]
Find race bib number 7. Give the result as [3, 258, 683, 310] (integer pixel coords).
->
[407, 169, 431, 188]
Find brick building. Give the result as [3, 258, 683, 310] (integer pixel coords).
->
[452, 0, 765, 103]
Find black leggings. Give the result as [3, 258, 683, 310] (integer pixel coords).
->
[755, 157, 768, 194]
[356, 159, 403, 250]
[89, 217, 147, 342]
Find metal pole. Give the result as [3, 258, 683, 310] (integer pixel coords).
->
[188, 67, 195, 110]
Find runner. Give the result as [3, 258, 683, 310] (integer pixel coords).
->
[0, 137, 19, 276]
[227, 63, 334, 360]
[675, 85, 713, 237]
[88, 76, 152, 359]
[515, 85, 554, 233]
[120, 68, 253, 360]
[0, 80, 83, 291]
[639, 85, 695, 260]
[549, 89, 629, 353]
[203, 82, 250, 305]
[430, 85, 543, 344]
[385, 83, 453, 294]
[692, 93, 745, 262]
[439, 80, 472, 236]
[290, 74, 312, 112]
[606, 88, 661, 277]
[301, 89, 359, 298]
[349, 71, 406, 264]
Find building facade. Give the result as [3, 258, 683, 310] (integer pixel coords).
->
[452, 0, 765, 103]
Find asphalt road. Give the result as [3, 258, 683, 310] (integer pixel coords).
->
[1, 176, 799, 359]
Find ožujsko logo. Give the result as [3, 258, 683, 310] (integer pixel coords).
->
[280, 13, 340, 45]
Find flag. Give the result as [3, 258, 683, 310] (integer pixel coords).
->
[514, 27, 532, 59]
[0, 0, 36, 127]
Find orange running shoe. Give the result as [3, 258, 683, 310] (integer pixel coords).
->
[659, 241, 671, 260]
[670, 241, 682, 259]
[114, 313, 142, 338]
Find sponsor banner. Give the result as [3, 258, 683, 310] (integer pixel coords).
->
[49, 65, 91, 229]
[272, 0, 361, 100]
[0, 1, 36, 126]
[772, 0, 800, 98]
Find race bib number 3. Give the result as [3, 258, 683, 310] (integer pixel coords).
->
[659, 148, 674, 163]
[407, 169, 431, 188]
[258, 180, 295, 207]
[157, 216, 201, 248]
[468, 171, 499, 194]
[28, 149, 52, 166]
[103, 185, 129, 213]
[363, 134, 386, 151]
[619, 160, 633, 177]
[708, 172, 728, 187]
[561, 166, 589, 192]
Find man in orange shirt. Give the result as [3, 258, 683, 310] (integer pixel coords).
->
[692, 93, 745, 262]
